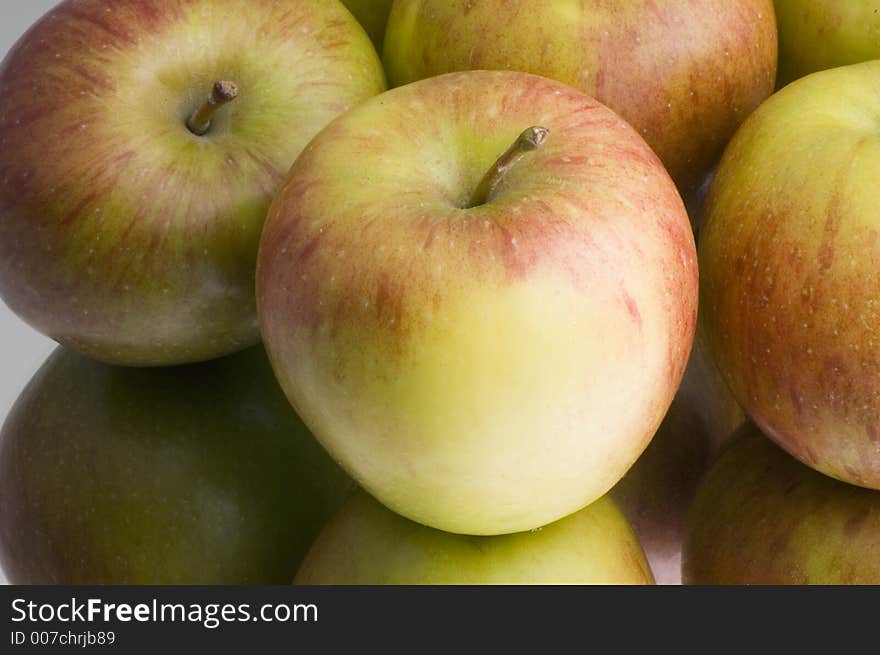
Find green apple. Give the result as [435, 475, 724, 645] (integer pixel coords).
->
[0, 0, 385, 366]
[0, 346, 354, 584]
[341, 0, 394, 52]
[683, 423, 880, 584]
[699, 61, 880, 490]
[295, 490, 654, 584]
[383, 0, 777, 191]
[775, 0, 880, 86]
[258, 70, 698, 536]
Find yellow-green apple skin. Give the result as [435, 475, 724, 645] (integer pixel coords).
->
[341, 0, 394, 52]
[0, 0, 385, 367]
[295, 490, 654, 585]
[257, 71, 698, 536]
[699, 61, 880, 490]
[775, 0, 880, 86]
[0, 346, 354, 584]
[382, 0, 777, 191]
[683, 424, 880, 584]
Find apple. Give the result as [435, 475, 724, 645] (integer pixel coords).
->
[295, 490, 654, 584]
[382, 0, 777, 191]
[258, 70, 698, 536]
[0, 0, 385, 366]
[0, 346, 354, 584]
[683, 423, 880, 584]
[699, 61, 880, 490]
[341, 0, 394, 52]
[775, 0, 880, 86]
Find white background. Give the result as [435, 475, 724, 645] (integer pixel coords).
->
[0, 0, 63, 585]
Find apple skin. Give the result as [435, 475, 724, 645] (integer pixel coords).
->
[340, 0, 394, 52]
[0, 0, 385, 366]
[775, 0, 880, 86]
[257, 70, 698, 536]
[683, 423, 880, 584]
[382, 0, 777, 191]
[0, 346, 354, 584]
[295, 490, 654, 585]
[699, 61, 880, 490]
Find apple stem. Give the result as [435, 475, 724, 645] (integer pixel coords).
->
[186, 81, 239, 136]
[467, 126, 549, 208]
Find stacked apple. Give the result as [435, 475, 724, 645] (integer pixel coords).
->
[7, 0, 874, 586]
[681, 3, 880, 583]
[684, 56, 880, 584]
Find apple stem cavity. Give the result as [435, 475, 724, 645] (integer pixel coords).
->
[186, 80, 239, 136]
[467, 126, 549, 208]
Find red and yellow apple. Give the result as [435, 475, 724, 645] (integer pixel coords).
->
[700, 61, 880, 490]
[0, 0, 385, 366]
[295, 490, 654, 585]
[383, 0, 778, 191]
[258, 70, 698, 535]
[683, 423, 880, 584]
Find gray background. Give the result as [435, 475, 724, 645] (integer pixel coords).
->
[1, 0, 64, 585]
